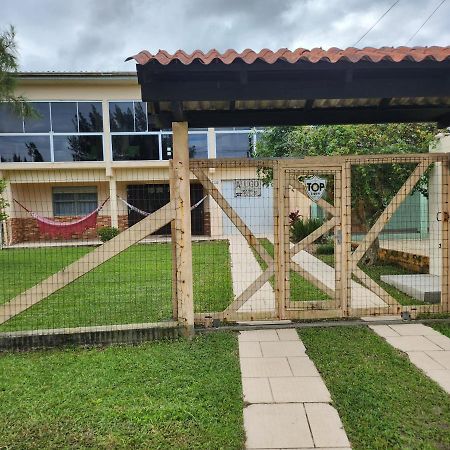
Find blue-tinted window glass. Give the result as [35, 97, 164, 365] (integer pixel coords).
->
[53, 135, 103, 161]
[112, 135, 159, 160]
[109, 102, 134, 132]
[134, 102, 147, 132]
[161, 134, 172, 160]
[78, 102, 103, 132]
[0, 136, 51, 162]
[24, 102, 51, 133]
[216, 133, 252, 158]
[51, 102, 78, 132]
[0, 103, 23, 133]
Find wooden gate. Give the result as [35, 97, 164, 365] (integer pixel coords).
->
[192, 153, 450, 324]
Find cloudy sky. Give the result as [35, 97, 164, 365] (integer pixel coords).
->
[3, 0, 450, 72]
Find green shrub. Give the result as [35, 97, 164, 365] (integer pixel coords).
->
[316, 242, 335, 255]
[98, 226, 120, 242]
[290, 217, 324, 244]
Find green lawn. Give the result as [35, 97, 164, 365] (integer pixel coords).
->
[0, 332, 244, 449]
[256, 239, 330, 301]
[0, 241, 233, 332]
[300, 326, 450, 449]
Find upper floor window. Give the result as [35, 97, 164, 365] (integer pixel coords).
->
[109, 101, 147, 132]
[216, 131, 253, 158]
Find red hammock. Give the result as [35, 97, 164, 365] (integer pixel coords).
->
[14, 198, 109, 238]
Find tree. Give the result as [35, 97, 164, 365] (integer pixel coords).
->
[255, 123, 440, 264]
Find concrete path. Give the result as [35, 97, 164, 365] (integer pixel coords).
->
[239, 328, 351, 449]
[291, 251, 386, 308]
[228, 235, 275, 313]
[370, 323, 450, 394]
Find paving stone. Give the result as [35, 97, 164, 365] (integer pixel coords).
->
[385, 335, 442, 352]
[260, 340, 306, 357]
[426, 351, 450, 370]
[239, 341, 262, 357]
[244, 403, 314, 449]
[240, 357, 292, 378]
[407, 351, 447, 372]
[239, 330, 279, 342]
[288, 356, 321, 377]
[425, 370, 450, 394]
[276, 328, 300, 341]
[269, 377, 331, 403]
[242, 377, 273, 403]
[389, 324, 438, 336]
[426, 332, 450, 350]
[305, 403, 351, 448]
[369, 324, 400, 337]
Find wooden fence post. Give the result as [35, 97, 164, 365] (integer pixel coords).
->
[441, 158, 449, 313]
[172, 122, 194, 336]
[169, 161, 178, 320]
[341, 163, 351, 316]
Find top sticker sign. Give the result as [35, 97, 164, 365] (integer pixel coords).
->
[304, 176, 327, 202]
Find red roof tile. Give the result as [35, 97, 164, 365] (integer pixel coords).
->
[127, 46, 450, 66]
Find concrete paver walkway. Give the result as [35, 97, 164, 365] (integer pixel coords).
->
[370, 323, 450, 393]
[239, 328, 351, 449]
[228, 236, 275, 313]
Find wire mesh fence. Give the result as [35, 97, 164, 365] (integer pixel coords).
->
[0, 153, 449, 349]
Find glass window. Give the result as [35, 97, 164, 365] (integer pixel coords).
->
[53, 135, 103, 162]
[51, 102, 78, 132]
[24, 102, 51, 133]
[112, 135, 159, 160]
[78, 102, 103, 132]
[109, 102, 134, 132]
[216, 132, 252, 158]
[0, 103, 23, 133]
[134, 102, 147, 132]
[161, 133, 208, 160]
[53, 186, 98, 216]
[0, 136, 51, 162]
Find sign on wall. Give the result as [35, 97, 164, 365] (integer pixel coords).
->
[234, 179, 262, 197]
[304, 176, 327, 202]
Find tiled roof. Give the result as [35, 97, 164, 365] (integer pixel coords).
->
[127, 46, 450, 66]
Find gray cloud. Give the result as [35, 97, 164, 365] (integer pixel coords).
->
[2, 0, 449, 71]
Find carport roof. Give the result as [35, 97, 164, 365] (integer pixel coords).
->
[127, 46, 450, 129]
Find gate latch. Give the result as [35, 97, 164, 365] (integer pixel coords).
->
[436, 211, 449, 222]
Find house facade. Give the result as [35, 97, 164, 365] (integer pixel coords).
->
[0, 72, 312, 245]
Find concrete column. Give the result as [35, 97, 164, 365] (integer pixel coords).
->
[108, 176, 119, 228]
[429, 133, 450, 276]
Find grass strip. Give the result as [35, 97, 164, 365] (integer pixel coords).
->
[299, 326, 450, 449]
[0, 332, 244, 450]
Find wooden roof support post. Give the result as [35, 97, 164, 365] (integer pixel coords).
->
[172, 121, 194, 336]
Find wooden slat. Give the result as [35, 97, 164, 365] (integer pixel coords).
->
[0, 201, 176, 325]
[351, 161, 430, 271]
[191, 167, 273, 265]
[289, 217, 338, 259]
[169, 162, 178, 320]
[224, 265, 274, 315]
[290, 261, 336, 299]
[352, 266, 401, 308]
[289, 178, 339, 217]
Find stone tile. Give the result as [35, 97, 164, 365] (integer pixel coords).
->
[288, 356, 320, 377]
[276, 328, 300, 341]
[407, 351, 447, 372]
[369, 324, 400, 337]
[240, 357, 292, 378]
[426, 333, 450, 350]
[260, 340, 306, 357]
[242, 377, 273, 403]
[389, 324, 438, 336]
[305, 403, 351, 448]
[239, 330, 279, 342]
[269, 377, 331, 403]
[426, 351, 450, 370]
[425, 370, 450, 394]
[244, 403, 313, 449]
[385, 335, 442, 352]
[238, 341, 262, 358]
